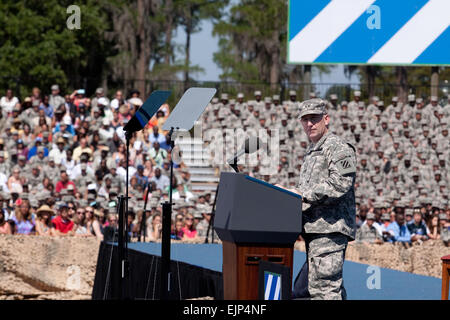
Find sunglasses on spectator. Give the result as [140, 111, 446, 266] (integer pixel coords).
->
[86, 210, 94, 213]
[185, 218, 193, 221]
[77, 211, 85, 214]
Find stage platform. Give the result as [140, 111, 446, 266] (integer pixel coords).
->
[126, 242, 441, 300]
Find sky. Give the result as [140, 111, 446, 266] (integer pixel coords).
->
[173, 19, 361, 96]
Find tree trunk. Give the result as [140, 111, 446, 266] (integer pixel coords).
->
[303, 65, 311, 100]
[164, 0, 173, 66]
[270, 50, 280, 91]
[135, 0, 150, 95]
[431, 67, 439, 97]
[396, 66, 408, 103]
[366, 66, 376, 98]
[184, 8, 192, 91]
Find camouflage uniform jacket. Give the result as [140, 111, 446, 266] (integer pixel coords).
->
[297, 132, 357, 240]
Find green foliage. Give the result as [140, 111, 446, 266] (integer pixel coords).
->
[0, 0, 109, 97]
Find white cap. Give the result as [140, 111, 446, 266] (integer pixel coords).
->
[98, 97, 109, 106]
[128, 97, 143, 107]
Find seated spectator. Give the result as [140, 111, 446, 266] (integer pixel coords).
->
[73, 208, 91, 237]
[407, 210, 431, 243]
[0, 209, 12, 234]
[149, 125, 166, 145]
[127, 210, 136, 239]
[52, 203, 74, 236]
[35, 205, 55, 236]
[150, 167, 169, 191]
[134, 165, 148, 189]
[174, 219, 184, 240]
[386, 212, 411, 244]
[11, 200, 35, 235]
[147, 213, 162, 242]
[85, 206, 104, 241]
[182, 212, 197, 240]
[427, 214, 441, 240]
[149, 142, 167, 167]
[55, 170, 76, 193]
[8, 167, 23, 194]
[103, 214, 118, 242]
[356, 213, 383, 244]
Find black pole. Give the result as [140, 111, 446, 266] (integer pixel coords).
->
[116, 195, 128, 300]
[205, 184, 219, 244]
[160, 127, 176, 300]
[139, 185, 152, 242]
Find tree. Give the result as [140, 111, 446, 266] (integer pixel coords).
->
[176, 0, 229, 89]
[0, 0, 110, 97]
[213, 0, 331, 92]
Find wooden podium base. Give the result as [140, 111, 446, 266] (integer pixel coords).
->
[222, 241, 293, 300]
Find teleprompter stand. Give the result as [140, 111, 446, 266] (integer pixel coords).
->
[159, 87, 216, 300]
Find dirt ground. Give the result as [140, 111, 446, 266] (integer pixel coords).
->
[0, 235, 448, 300]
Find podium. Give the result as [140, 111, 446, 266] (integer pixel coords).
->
[214, 172, 302, 300]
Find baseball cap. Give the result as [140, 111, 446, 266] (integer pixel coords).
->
[298, 98, 327, 118]
[98, 97, 109, 106]
[77, 89, 85, 95]
[51, 84, 59, 91]
[366, 212, 376, 220]
[128, 97, 143, 107]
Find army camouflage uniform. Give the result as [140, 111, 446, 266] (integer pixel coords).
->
[296, 99, 357, 300]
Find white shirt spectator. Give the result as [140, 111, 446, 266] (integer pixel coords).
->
[0, 96, 19, 114]
[149, 132, 166, 145]
[61, 157, 76, 177]
[99, 122, 115, 141]
[49, 148, 67, 165]
[70, 163, 95, 180]
[0, 172, 9, 193]
[117, 165, 137, 183]
[150, 174, 170, 191]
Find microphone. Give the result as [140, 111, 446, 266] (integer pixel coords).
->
[227, 136, 265, 172]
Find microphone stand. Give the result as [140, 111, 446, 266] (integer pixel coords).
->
[205, 184, 219, 244]
[116, 130, 132, 300]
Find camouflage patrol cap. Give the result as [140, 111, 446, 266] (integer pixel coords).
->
[439, 213, 448, 221]
[366, 212, 376, 220]
[381, 213, 390, 220]
[298, 98, 327, 118]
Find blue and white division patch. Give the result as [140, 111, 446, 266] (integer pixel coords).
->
[264, 271, 282, 300]
[288, 0, 450, 65]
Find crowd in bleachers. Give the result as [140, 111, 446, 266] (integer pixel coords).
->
[201, 90, 450, 245]
[0, 86, 448, 246]
[0, 86, 215, 242]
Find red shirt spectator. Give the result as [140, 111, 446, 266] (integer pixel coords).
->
[55, 171, 77, 193]
[52, 204, 74, 235]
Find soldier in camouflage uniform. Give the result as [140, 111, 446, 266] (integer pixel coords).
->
[356, 212, 383, 243]
[279, 98, 356, 300]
